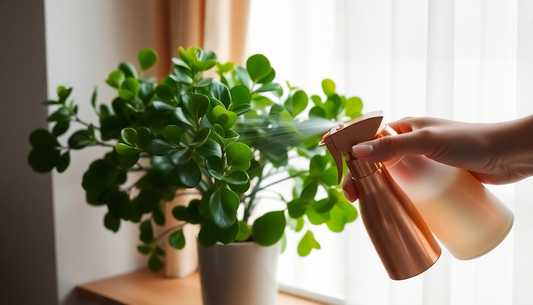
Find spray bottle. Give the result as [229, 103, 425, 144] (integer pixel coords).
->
[376, 124, 514, 260]
[319, 111, 441, 280]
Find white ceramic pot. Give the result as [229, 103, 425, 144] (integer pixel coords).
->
[197, 241, 279, 305]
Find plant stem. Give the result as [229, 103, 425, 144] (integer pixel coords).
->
[95, 141, 115, 148]
[157, 224, 184, 241]
[255, 171, 306, 193]
[74, 115, 100, 130]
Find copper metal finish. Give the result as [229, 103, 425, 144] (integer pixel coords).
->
[344, 152, 441, 280]
[320, 111, 442, 280]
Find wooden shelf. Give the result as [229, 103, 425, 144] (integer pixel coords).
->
[76, 269, 321, 305]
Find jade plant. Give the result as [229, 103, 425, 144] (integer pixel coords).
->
[28, 47, 364, 271]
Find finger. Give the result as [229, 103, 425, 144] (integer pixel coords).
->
[342, 171, 358, 202]
[351, 130, 434, 163]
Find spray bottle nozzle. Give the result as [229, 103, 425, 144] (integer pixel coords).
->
[318, 111, 384, 184]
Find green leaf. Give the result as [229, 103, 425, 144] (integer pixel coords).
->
[104, 213, 121, 232]
[230, 85, 251, 108]
[138, 188, 160, 213]
[322, 100, 338, 119]
[168, 229, 186, 249]
[188, 128, 211, 147]
[138, 48, 158, 71]
[198, 221, 217, 247]
[172, 206, 188, 221]
[140, 220, 154, 244]
[162, 125, 182, 146]
[155, 84, 175, 101]
[118, 62, 139, 79]
[121, 152, 140, 169]
[155, 245, 166, 256]
[29, 129, 59, 148]
[68, 130, 92, 149]
[137, 244, 152, 255]
[291, 90, 308, 117]
[235, 66, 252, 88]
[326, 205, 347, 232]
[205, 156, 224, 180]
[106, 70, 125, 89]
[211, 106, 237, 129]
[252, 95, 274, 108]
[148, 139, 175, 156]
[306, 206, 330, 225]
[222, 170, 249, 185]
[182, 93, 210, 120]
[115, 143, 139, 155]
[226, 142, 252, 167]
[28, 148, 60, 173]
[148, 253, 164, 272]
[312, 198, 335, 213]
[209, 80, 232, 108]
[212, 218, 239, 244]
[311, 95, 322, 106]
[175, 159, 202, 188]
[300, 181, 318, 204]
[309, 155, 327, 176]
[153, 205, 165, 226]
[137, 127, 154, 150]
[337, 201, 358, 223]
[258, 68, 276, 84]
[246, 54, 271, 82]
[295, 217, 304, 232]
[233, 104, 253, 116]
[119, 77, 140, 101]
[169, 72, 193, 85]
[287, 199, 307, 218]
[173, 107, 196, 127]
[194, 78, 212, 88]
[252, 210, 286, 246]
[255, 83, 281, 93]
[322, 79, 336, 96]
[236, 221, 251, 241]
[172, 57, 191, 70]
[47, 107, 71, 122]
[195, 138, 222, 158]
[319, 167, 338, 186]
[121, 128, 139, 147]
[209, 188, 239, 229]
[309, 106, 326, 119]
[56, 151, 70, 173]
[346, 97, 363, 118]
[298, 231, 321, 257]
[169, 148, 192, 165]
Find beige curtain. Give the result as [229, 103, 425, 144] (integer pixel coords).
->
[154, 0, 251, 77]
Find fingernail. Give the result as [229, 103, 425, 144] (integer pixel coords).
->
[352, 144, 374, 157]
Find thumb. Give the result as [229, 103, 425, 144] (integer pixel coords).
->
[351, 131, 432, 163]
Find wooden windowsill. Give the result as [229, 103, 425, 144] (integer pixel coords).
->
[76, 269, 321, 305]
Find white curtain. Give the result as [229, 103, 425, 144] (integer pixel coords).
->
[247, 0, 533, 304]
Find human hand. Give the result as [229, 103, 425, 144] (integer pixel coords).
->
[343, 116, 533, 202]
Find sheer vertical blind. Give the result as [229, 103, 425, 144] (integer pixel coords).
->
[247, 0, 533, 304]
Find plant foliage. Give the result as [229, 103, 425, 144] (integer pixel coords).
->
[28, 47, 364, 272]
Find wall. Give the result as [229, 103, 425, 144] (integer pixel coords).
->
[0, 1, 59, 304]
[44, 1, 160, 304]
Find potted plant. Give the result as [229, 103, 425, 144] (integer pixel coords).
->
[27, 47, 363, 305]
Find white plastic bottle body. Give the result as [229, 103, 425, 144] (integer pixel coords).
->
[385, 155, 514, 260]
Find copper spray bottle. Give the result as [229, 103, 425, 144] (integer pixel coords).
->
[319, 111, 441, 280]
